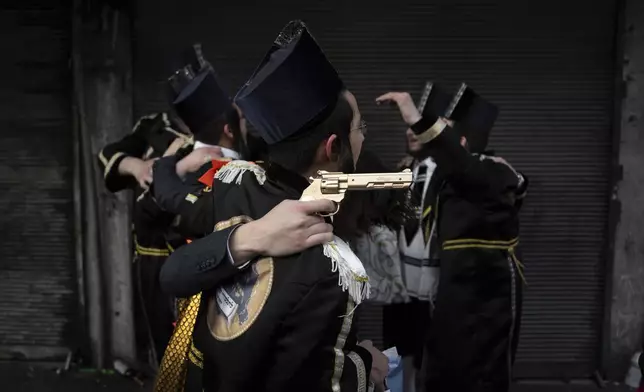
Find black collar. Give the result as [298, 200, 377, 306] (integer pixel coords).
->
[261, 162, 310, 194]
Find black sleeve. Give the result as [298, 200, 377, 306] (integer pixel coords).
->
[152, 156, 206, 214]
[412, 118, 521, 197]
[159, 225, 242, 298]
[265, 272, 372, 392]
[97, 116, 155, 193]
[514, 171, 529, 210]
[152, 156, 218, 240]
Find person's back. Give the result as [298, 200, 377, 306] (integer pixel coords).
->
[171, 20, 385, 392]
[376, 84, 529, 392]
[189, 162, 365, 391]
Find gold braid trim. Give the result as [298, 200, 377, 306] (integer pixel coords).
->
[416, 118, 448, 144]
[347, 351, 368, 392]
[442, 237, 526, 285]
[331, 299, 355, 391]
[154, 216, 257, 392]
[154, 293, 202, 392]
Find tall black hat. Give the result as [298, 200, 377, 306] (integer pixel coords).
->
[446, 83, 498, 153]
[167, 43, 212, 101]
[182, 43, 210, 73]
[417, 81, 453, 122]
[234, 20, 344, 145]
[171, 69, 232, 134]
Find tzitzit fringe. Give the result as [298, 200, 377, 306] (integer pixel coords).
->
[215, 161, 266, 185]
[323, 242, 371, 306]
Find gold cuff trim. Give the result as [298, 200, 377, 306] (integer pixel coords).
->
[416, 118, 447, 144]
[132, 113, 159, 134]
[214, 215, 253, 232]
[98, 150, 108, 166]
[103, 152, 126, 179]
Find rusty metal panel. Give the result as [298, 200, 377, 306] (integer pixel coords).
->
[0, 2, 76, 360]
[133, 0, 616, 378]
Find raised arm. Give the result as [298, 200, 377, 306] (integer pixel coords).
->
[377, 92, 523, 198]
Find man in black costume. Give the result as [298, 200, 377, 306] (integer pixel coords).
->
[96, 44, 206, 365]
[377, 84, 528, 392]
[155, 20, 388, 392]
[152, 57, 266, 240]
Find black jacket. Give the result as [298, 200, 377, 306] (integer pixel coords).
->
[156, 161, 372, 392]
[412, 119, 528, 392]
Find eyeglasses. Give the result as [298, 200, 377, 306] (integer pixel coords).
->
[352, 120, 367, 135]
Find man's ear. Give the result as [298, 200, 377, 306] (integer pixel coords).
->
[223, 124, 234, 140]
[324, 134, 339, 161]
[460, 136, 467, 147]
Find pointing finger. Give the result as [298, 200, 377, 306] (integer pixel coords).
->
[304, 231, 334, 248]
[375, 92, 395, 103]
[299, 199, 337, 214]
[305, 222, 333, 238]
[375, 92, 405, 104]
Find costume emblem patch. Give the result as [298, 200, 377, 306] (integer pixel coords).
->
[207, 257, 274, 341]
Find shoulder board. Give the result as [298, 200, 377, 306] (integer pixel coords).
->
[214, 160, 266, 185]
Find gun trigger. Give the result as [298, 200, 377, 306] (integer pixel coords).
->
[318, 202, 340, 218]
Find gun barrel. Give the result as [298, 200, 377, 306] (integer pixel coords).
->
[319, 170, 412, 194]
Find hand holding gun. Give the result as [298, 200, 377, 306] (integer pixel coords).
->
[300, 169, 413, 216]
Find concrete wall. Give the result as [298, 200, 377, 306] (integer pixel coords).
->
[608, 0, 644, 380]
[74, 1, 136, 366]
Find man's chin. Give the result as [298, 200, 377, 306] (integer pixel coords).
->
[408, 148, 425, 160]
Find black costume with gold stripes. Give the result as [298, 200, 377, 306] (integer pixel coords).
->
[410, 96, 528, 392]
[97, 112, 192, 365]
[155, 161, 372, 392]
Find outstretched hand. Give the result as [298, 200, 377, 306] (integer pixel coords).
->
[376, 92, 422, 126]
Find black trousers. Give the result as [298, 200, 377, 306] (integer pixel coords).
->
[423, 253, 523, 392]
[383, 298, 432, 368]
[134, 254, 175, 366]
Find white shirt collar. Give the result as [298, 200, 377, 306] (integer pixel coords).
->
[193, 141, 240, 159]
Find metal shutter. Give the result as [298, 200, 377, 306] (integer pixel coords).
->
[134, 0, 615, 378]
[0, 2, 76, 360]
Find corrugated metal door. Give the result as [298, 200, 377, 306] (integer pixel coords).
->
[134, 0, 615, 378]
[0, 1, 77, 360]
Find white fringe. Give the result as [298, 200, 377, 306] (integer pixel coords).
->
[214, 161, 266, 185]
[323, 241, 371, 306]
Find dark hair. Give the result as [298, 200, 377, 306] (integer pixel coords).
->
[225, 106, 241, 135]
[193, 106, 238, 145]
[333, 150, 414, 241]
[267, 91, 354, 173]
